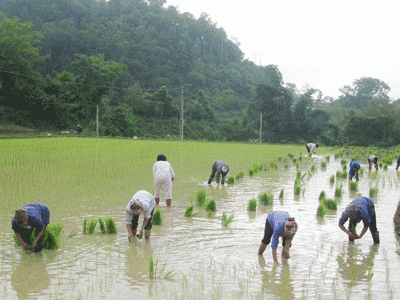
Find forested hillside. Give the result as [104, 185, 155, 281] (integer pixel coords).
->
[1, 0, 400, 146]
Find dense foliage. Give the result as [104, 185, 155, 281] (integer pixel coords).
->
[1, 0, 400, 146]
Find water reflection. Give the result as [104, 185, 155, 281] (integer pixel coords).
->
[11, 254, 50, 300]
[336, 243, 378, 288]
[258, 255, 295, 299]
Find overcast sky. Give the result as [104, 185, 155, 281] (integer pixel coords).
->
[165, 0, 400, 100]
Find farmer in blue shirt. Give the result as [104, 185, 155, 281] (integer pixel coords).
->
[258, 211, 298, 263]
[11, 203, 50, 252]
[208, 160, 229, 185]
[338, 196, 379, 243]
[348, 161, 361, 181]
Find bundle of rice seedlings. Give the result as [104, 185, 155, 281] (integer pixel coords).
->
[247, 199, 257, 211]
[98, 218, 106, 233]
[105, 217, 117, 234]
[152, 209, 162, 225]
[294, 184, 301, 196]
[221, 213, 234, 227]
[43, 224, 64, 249]
[87, 219, 97, 234]
[321, 161, 327, 168]
[330, 175, 335, 184]
[205, 199, 217, 212]
[335, 186, 343, 198]
[349, 181, 358, 191]
[227, 176, 235, 185]
[370, 187, 378, 197]
[317, 204, 326, 218]
[184, 204, 194, 217]
[258, 192, 273, 205]
[279, 189, 284, 199]
[319, 191, 326, 200]
[322, 198, 337, 210]
[248, 168, 255, 176]
[196, 189, 207, 207]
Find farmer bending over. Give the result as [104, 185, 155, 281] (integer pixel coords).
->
[126, 190, 156, 241]
[348, 161, 361, 181]
[208, 160, 229, 185]
[338, 196, 379, 244]
[258, 211, 298, 263]
[12, 202, 50, 253]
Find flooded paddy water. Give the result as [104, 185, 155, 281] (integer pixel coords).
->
[1, 138, 400, 299]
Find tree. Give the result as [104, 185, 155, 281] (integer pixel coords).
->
[0, 14, 44, 106]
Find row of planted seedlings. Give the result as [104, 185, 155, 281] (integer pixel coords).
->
[184, 189, 235, 227]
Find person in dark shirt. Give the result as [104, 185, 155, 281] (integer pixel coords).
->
[348, 161, 361, 181]
[11, 203, 50, 252]
[208, 160, 229, 185]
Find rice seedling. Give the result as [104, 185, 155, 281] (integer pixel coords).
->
[247, 199, 257, 211]
[296, 171, 302, 180]
[152, 209, 162, 225]
[87, 219, 98, 234]
[335, 186, 343, 198]
[149, 256, 174, 280]
[342, 165, 347, 171]
[43, 224, 64, 249]
[310, 165, 317, 172]
[330, 175, 335, 184]
[325, 155, 330, 162]
[98, 218, 106, 233]
[279, 189, 284, 199]
[360, 168, 364, 175]
[294, 184, 301, 196]
[248, 168, 255, 176]
[221, 213, 234, 227]
[319, 191, 326, 200]
[235, 171, 244, 180]
[68, 230, 77, 238]
[317, 204, 326, 217]
[341, 159, 347, 165]
[321, 161, 327, 169]
[83, 218, 87, 234]
[384, 164, 388, 170]
[293, 158, 297, 164]
[184, 204, 194, 217]
[258, 192, 273, 205]
[288, 153, 294, 159]
[205, 199, 217, 212]
[227, 176, 235, 185]
[105, 217, 117, 234]
[285, 163, 289, 169]
[322, 198, 337, 210]
[370, 187, 378, 197]
[196, 189, 207, 206]
[349, 181, 358, 191]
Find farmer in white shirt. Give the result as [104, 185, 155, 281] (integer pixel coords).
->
[125, 190, 156, 241]
[153, 154, 175, 206]
[367, 155, 378, 170]
[306, 143, 319, 154]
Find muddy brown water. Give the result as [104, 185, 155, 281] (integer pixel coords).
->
[1, 154, 400, 299]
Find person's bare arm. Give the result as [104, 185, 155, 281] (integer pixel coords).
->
[339, 223, 357, 239]
[355, 226, 368, 239]
[14, 231, 31, 251]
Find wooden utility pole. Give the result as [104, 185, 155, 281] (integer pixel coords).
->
[259, 113, 262, 143]
[180, 86, 184, 140]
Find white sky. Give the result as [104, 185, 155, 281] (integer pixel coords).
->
[165, 0, 400, 100]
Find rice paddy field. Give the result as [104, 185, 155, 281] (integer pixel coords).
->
[1, 137, 400, 299]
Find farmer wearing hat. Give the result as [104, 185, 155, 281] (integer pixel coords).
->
[11, 202, 50, 252]
[208, 160, 229, 185]
[338, 196, 379, 243]
[258, 211, 298, 263]
[125, 190, 156, 241]
[348, 161, 361, 180]
[153, 154, 175, 206]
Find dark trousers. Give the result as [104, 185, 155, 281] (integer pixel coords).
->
[261, 219, 288, 247]
[131, 209, 154, 231]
